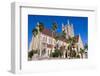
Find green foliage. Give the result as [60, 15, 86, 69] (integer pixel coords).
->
[38, 22, 44, 32]
[80, 48, 85, 53]
[32, 28, 38, 37]
[50, 49, 63, 57]
[52, 22, 58, 32]
[80, 48, 85, 58]
[71, 50, 76, 57]
[55, 35, 59, 41]
[84, 43, 88, 50]
[67, 37, 77, 44]
[32, 22, 44, 37]
[67, 37, 73, 44]
[28, 50, 38, 58]
[62, 30, 66, 38]
[76, 54, 80, 58]
[28, 50, 33, 59]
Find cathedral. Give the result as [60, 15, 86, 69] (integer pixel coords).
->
[28, 20, 86, 60]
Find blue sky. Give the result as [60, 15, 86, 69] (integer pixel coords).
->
[28, 15, 88, 47]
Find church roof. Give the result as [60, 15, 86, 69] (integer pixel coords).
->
[41, 28, 79, 43]
[42, 28, 66, 42]
[42, 28, 54, 37]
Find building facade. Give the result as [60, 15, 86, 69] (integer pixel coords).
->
[29, 20, 85, 59]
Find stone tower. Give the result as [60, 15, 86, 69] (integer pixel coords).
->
[62, 20, 74, 39]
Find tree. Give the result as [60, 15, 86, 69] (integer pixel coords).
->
[51, 22, 58, 53]
[32, 22, 44, 57]
[52, 22, 58, 33]
[50, 49, 63, 58]
[80, 48, 85, 58]
[51, 22, 58, 39]
[71, 50, 76, 58]
[84, 43, 88, 50]
[62, 30, 66, 38]
[37, 22, 44, 56]
[32, 28, 38, 37]
[28, 50, 38, 59]
[67, 37, 73, 44]
[54, 35, 59, 42]
[76, 54, 80, 58]
[38, 22, 44, 32]
[28, 50, 33, 59]
[33, 22, 44, 36]
[66, 37, 78, 58]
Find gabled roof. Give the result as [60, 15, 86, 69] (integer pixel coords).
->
[42, 28, 54, 37]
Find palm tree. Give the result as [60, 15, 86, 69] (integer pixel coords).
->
[62, 30, 66, 39]
[66, 37, 72, 58]
[28, 28, 38, 59]
[84, 43, 88, 50]
[67, 37, 77, 58]
[37, 22, 44, 56]
[55, 35, 59, 42]
[61, 30, 67, 58]
[31, 22, 44, 56]
[52, 22, 58, 33]
[80, 48, 85, 58]
[32, 28, 38, 37]
[51, 22, 58, 52]
[67, 37, 73, 44]
[38, 22, 44, 32]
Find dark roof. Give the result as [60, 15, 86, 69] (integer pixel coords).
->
[57, 36, 67, 42]
[42, 28, 54, 37]
[41, 28, 79, 43]
[42, 28, 67, 42]
[65, 35, 79, 43]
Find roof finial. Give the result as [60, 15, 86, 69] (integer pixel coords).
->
[62, 23, 64, 31]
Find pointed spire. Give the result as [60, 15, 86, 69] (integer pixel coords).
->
[71, 23, 73, 26]
[71, 23, 73, 28]
[62, 23, 64, 27]
[67, 20, 70, 25]
[71, 23, 74, 36]
[37, 22, 39, 26]
[62, 23, 64, 31]
[79, 33, 81, 37]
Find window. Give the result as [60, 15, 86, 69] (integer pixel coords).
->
[48, 37, 52, 44]
[42, 36, 47, 43]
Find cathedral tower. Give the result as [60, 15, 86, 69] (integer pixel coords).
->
[62, 20, 74, 39]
